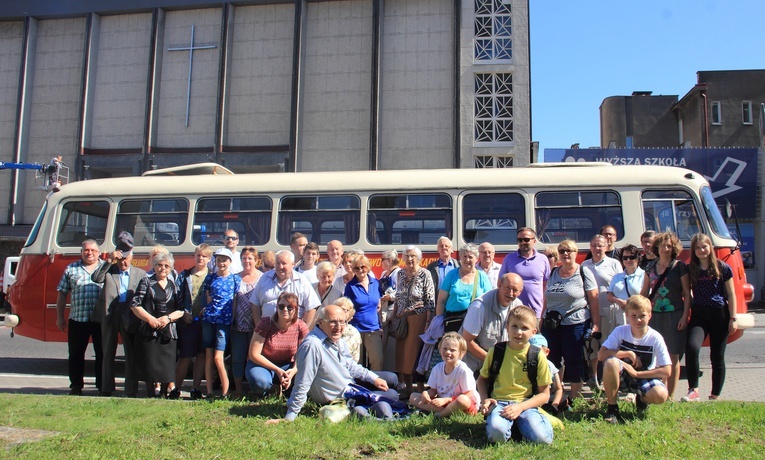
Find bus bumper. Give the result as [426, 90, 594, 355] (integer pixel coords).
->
[3, 314, 19, 328]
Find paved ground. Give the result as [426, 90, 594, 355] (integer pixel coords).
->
[1, 310, 765, 402]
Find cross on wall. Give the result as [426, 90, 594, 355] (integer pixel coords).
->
[167, 24, 217, 127]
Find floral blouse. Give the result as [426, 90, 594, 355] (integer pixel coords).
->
[394, 268, 435, 317]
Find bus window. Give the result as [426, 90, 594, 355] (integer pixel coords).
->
[642, 190, 701, 241]
[462, 193, 525, 244]
[368, 193, 452, 245]
[535, 191, 623, 244]
[277, 195, 360, 245]
[193, 196, 271, 246]
[115, 199, 188, 247]
[700, 186, 732, 239]
[56, 201, 110, 247]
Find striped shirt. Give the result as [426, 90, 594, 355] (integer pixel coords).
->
[57, 259, 104, 322]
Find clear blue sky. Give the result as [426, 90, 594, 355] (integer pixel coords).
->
[529, 0, 765, 151]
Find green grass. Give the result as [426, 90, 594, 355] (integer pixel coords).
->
[1, 394, 765, 459]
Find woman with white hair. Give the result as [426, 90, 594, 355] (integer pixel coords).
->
[436, 243, 492, 333]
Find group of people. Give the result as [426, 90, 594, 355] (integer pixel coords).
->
[55, 225, 738, 444]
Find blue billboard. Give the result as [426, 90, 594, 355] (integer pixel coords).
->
[543, 147, 759, 220]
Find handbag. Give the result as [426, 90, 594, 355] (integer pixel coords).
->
[388, 316, 408, 339]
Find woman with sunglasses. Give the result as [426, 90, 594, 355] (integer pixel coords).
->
[607, 244, 645, 312]
[344, 255, 384, 370]
[541, 239, 598, 401]
[245, 292, 309, 397]
[230, 247, 263, 399]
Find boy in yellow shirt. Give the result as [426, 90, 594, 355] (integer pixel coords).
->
[476, 306, 553, 444]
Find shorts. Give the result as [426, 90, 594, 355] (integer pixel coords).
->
[612, 358, 666, 396]
[202, 321, 230, 352]
[451, 391, 479, 416]
[177, 320, 204, 358]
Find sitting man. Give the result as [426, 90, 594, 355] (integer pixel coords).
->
[598, 295, 670, 424]
[267, 304, 398, 424]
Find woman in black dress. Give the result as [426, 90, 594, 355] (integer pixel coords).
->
[131, 252, 184, 397]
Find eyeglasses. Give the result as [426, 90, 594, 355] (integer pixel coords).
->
[353, 266, 369, 271]
[263, 264, 274, 270]
[546, 254, 556, 259]
[517, 237, 533, 243]
[322, 319, 347, 327]
[224, 236, 239, 241]
[622, 255, 638, 261]
[277, 304, 295, 312]
[156, 264, 172, 270]
[558, 249, 575, 254]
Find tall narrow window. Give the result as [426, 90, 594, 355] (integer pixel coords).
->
[711, 101, 722, 125]
[474, 0, 512, 62]
[742, 101, 753, 125]
[474, 73, 513, 145]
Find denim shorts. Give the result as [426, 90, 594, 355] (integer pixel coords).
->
[202, 321, 230, 352]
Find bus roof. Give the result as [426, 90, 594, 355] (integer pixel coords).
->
[50, 164, 708, 199]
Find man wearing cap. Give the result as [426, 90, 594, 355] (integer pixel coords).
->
[208, 229, 243, 274]
[461, 273, 524, 372]
[249, 250, 320, 326]
[56, 239, 105, 395]
[91, 231, 147, 396]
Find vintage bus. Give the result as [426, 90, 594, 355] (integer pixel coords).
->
[5, 162, 755, 341]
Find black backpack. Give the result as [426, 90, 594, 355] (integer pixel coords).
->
[486, 342, 542, 397]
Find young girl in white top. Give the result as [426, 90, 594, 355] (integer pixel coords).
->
[409, 332, 480, 418]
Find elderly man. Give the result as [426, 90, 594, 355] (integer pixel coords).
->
[461, 273, 524, 371]
[477, 242, 502, 289]
[326, 240, 344, 268]
[91, 231, 147, 397]
[498, 227, 550, 318]
[268, 304, 397, 423]
[249, 250, 320, 326]
[209, 229, 242, 273]
[56, 239, 104, 395]
[426, 236, 459, 292]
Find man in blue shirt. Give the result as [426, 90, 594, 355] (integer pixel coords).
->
[427, 236, 459, 291]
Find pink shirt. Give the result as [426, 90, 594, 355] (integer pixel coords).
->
[255, 317, 309, 366]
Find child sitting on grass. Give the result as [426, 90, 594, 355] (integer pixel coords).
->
[528, 334, 564, 415]
[409, 332, 480, 418]
[598, 295, 671, 424]
[477, 306, 553, 444]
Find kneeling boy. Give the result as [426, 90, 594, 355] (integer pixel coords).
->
[598, 295, 671, 424]
[476, 306, 553, 444]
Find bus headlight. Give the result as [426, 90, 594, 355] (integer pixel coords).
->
[3, 314, 19, 328]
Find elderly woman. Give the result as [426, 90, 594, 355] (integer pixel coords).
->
[541, 239, 598, 401]
[640, 231, 690, 400]
[230, 247, 263, 399]
[334, 297, 362, 362]
[130, 252, 184, 397]
[344, 255, 384, 370]
[245, 292, 309, 396]
[313, 261, 343, 309]
[379, 249, 401, 324]
[393, 245, 436, 396]
[436, 243, 492, 333]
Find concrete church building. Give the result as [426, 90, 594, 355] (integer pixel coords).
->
[0, 0, 530, 229]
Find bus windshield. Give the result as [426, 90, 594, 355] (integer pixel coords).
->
[700, 186, 733, 239]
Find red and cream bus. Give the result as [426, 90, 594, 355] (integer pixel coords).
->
[5, 162, 754, 341]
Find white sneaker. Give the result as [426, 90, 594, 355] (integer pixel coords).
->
[680, 389, 700, 402]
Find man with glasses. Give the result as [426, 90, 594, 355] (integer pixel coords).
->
[267, 304, 398, 423]
[56, 238, 105, 395]
[498, 227, 550, 318]
[586, 225, 623, 265]
[209, 229, 242, 274]
[249, 250, 320, 327]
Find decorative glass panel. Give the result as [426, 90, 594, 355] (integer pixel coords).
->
[475, 0, 513, 62]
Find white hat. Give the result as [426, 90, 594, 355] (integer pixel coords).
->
[214, 248, 234, 261]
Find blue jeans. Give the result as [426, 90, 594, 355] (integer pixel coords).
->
[245, 361, 292, 395]
[485, 401, 553, 444]
[230, 330, 253, 379]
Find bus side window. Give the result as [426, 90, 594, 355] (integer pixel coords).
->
[115, 199, 188, 247]
[278, 195, 360, 245]
[461, 192, 525, 245]
[193, 196, 272, 246]
[368, 193, 452, 246]
[534, 191, 623, 244]
[641, 190, 702, 241]
[56, 201, 110, 247]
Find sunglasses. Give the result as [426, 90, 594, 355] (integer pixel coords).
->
[622, 255, 638, 261]
[517, 237, 533, 243]
[263, 265, 274, 270]
[224, 236, 239, 241]
[558, 249, 575, 254]
[277, 304, 295, 312]
[353, 266, 369, 271]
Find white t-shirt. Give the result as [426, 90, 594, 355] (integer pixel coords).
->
[601, 324, 671, 371]
[582, 256, 623, 312]
[426, 360, 480, 407]
[296, 265, 318, 284]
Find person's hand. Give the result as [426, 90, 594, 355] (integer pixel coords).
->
[110, 250, 124, 264]
[480, 398, 497, 416]
[591, 323, 599, 333]
[373, 378, 388, 392]
[182, 312, 193, 325]
[500, 403, 523, 420]
[729, 319, 739, 335]
[677, 315, 689, 331]
[148, 317, 162, 329]
[56, 316, 67, 332]
[265, 418, 286, 426]
[430, 397, 451, 408]
[624, 351, 640, 370]
[621, 361, 638, 378]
